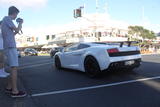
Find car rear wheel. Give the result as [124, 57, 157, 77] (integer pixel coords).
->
[84, 56, 101, 78]
[55, 56, 61, 69]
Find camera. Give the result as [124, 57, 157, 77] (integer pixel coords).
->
[16, 18, 23, 34]
[16, 18, 23, 23]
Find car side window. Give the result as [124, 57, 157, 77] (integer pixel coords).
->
[64, 44, 78, 52]
[77, 44, 90, 50]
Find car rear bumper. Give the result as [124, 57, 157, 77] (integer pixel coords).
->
[106, 58, 141, 71]
[109, 54, 141, 63]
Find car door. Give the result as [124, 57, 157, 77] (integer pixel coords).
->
[66, 44, 84, 69]
[71, 44, 90, 70]
[63, 43, 90, 70]
[62, 44, 79, 68]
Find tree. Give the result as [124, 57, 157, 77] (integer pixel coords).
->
[128, 26, 156, 40]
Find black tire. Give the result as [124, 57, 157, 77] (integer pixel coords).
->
[55, 56, 61, 69]
[84, 56, 101, 78]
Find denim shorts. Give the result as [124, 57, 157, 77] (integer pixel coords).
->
[4, 48, 19, 67]
[0, 50, 4, 63]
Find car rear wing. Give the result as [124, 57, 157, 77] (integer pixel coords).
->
[92, 41, 139, 47]
[97, 41, 139, 47]
[118, 41, 139, 47]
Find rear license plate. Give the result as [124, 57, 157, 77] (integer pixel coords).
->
[125, 60, 135, 65]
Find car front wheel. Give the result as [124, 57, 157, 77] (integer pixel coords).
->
[55, 56, 61, 69]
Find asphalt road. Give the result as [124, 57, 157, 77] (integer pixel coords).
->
[18, 55, 160, 107]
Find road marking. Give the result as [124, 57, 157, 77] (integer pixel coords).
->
[20, 59, 52, 66]
[20, 62, 53, 69]
[31, 75, 160, 97]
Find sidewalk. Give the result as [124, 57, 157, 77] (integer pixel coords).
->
[141, 53, 160, 56]
[0, 77, 37, 107]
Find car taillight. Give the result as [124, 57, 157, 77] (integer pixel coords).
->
[107, 48, 119, 53]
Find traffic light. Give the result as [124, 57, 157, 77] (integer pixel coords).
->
[74, 8, 82, 18]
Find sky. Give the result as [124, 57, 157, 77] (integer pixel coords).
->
[0, 0, 160, 35]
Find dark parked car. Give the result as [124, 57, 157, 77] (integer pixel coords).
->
[17, 49, 22, 58]
[50, 47, 63, 58]
[24, 48, 38, 56]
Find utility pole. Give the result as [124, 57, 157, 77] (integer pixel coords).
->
[104, 2, 108, 14]
[96, 0, 99, 13]
[82, 0, 86, 15]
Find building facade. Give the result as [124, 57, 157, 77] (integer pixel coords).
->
[16, 13, 130, 48]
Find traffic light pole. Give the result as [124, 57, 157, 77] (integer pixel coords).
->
[74, 6, 99, 41]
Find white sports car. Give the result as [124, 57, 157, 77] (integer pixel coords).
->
[54, 42, 141, 77]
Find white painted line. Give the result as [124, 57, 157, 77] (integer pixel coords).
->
[20, 59, 52, 67]
[20, 62, 52, 70]
[31, 75, 160, 97]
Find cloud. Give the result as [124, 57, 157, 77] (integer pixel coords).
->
[0, 0, 48, 8]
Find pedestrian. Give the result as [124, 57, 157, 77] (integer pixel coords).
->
[1, 6, 26, 98]
[0, 21, 10, 77]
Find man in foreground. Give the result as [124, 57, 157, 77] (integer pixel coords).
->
[1, 6, 26, 98]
